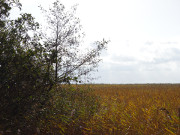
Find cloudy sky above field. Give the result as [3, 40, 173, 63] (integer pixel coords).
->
[13, 0, 180, 83]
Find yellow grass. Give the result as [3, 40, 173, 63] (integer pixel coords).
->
[82, 84, 180, 135]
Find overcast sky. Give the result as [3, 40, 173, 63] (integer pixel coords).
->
[13, 0, 180, 84]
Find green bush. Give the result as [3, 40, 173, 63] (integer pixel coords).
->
[0, 1, 54, 134]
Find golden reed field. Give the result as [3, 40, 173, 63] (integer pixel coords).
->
[36, 84, 180, 135]
[81, 84, 180, 135]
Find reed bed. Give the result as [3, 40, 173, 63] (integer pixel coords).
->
[82, 84, 180, 135]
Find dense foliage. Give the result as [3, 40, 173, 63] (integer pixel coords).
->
[0, 0, 105, 134]
[0, 0, 55, 133]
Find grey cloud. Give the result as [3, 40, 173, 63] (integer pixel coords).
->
[160, 41, 178, 45]
[96, 44, 180, 84]
[96, 57, 180, 84]
[96, 61, 180, 84]
[98, 61, 138, 72]
[138, 61, 172, 71]
[152, 48, 180, 64]
[110, 54, 136, 63]
[110, 63, 138, 72]
[96, 62, 141, 83]
[144, 41, 154, 46]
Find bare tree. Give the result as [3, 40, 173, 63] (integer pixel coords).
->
[40, 0, 108, 84]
